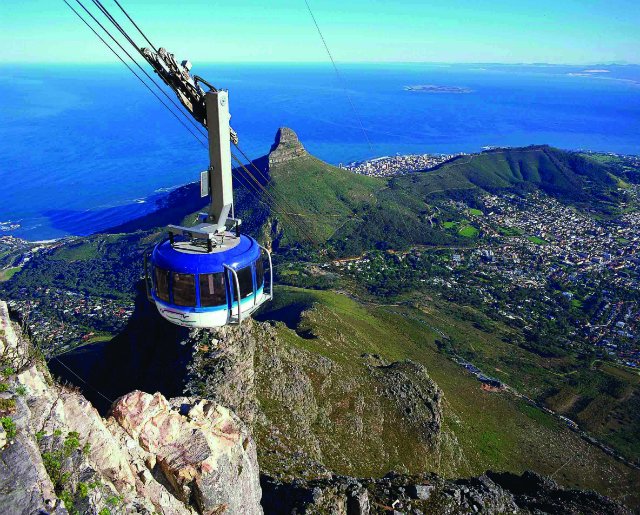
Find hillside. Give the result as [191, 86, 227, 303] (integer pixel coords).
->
[99, 130, 628, 257]
[262, 135, 630, 255]
[2, 298, 633, 514]
[402, 145, 624, 210]
[266, 130, 382, 243]
[2, 128, 639, 510]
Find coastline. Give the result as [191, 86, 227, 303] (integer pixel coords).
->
[3, 148, 639, 243]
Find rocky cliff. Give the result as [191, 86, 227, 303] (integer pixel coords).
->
[185, 317, 446, 480]
[1, 296, 634, 514]
[0, 301, 262, 515]
[261, 470, 631, 515]
[268, 127, 308, 167]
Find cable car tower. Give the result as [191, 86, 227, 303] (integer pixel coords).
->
[141, 49, 273, 328]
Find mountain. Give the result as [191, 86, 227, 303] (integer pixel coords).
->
[2, 303, 632, 514]
[260, 134, 628, 254]
[2, 129, 639, 511]
[103, 129, 626, 256]
[403, 145, 624, 209]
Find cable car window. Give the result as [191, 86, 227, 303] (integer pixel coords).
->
[172, 273, 196, 307]
[154, 267, 170, 302]
[199, 272, 226, 307]
[255, 258, 264, 289]
[237, 266, 254, 299]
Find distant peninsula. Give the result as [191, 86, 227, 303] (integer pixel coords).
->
[405, 84, 472, 94]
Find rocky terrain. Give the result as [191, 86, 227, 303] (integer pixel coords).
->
[0, 300, 261, 514]
[0, 295, 635, 514]
[268, 127, 308, 168]
[261, 470, 631, 514]
[185, 315, 446, 481]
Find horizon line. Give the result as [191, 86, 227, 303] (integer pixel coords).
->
[1, 60, 638, 67]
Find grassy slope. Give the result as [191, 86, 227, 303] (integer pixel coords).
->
[265, 145, 624, 255]
[255, 286, 640, 507]
[268, 154, 468, 254]
[394, 146, 622, 210]
[413, 292, 640, 465]
[267, 155, 382, 242]
[101, 145, 623, 255]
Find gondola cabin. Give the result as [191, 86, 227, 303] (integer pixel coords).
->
[143, 83, 274, 328]
[147, 232, 272, 328]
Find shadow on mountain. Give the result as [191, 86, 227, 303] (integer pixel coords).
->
[48, 282, 193, 415]
[42, 197, 164, 237]
[104, 157, 270, 234]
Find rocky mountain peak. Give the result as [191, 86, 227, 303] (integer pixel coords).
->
[268, 127, 307, 167]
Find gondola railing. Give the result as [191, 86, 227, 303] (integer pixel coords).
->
[259, 245, 274, 300]
[224, 265, 242, 325]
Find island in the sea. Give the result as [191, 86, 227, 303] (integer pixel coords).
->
[404, 84, 472, 93]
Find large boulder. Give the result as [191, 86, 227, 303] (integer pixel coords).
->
[0, 299, 262, 515]
[111, 390, 262, 515]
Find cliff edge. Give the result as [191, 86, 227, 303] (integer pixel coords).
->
[0, 300, 262, 515]
[268, 127, 308, 168]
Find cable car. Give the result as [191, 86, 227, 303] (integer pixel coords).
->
[147, 232, 272, 328]
[144, 87, 273, 327]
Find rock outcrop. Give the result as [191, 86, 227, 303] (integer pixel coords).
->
[261, 470, 632, 515]
[185, 321, 259, 424]
[268, 127, 308, 167]
[186, 312, 446, 481]
[0, 301, 262, 515]
[111, 390, 261, 515]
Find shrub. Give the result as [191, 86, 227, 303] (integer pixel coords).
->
[0, 398, 16, 415]
[42, 431, 83, 495]
[77, 482, 89, 498]
[58, 490, 78, 515]
[1, 416, 17, 439]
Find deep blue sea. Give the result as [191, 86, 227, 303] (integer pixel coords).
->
[1, 63, 639, 240]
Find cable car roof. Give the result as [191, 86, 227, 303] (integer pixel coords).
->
[152, 234, 261, 275]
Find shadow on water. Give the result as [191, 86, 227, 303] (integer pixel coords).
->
[48, 283, 193, 415]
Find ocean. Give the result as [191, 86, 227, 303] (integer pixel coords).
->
[1, 62, 639, 240]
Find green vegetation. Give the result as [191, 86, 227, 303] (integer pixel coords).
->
[458, 225, 479, 238]
[1, 232, 148, 301]
[0, 395, 17, 418]
[0, 416, 16, 438]
[497, 226, 523, 236]
[0, 266, 22, 282]
[406, 146, 625, 214]
[519, 402, 560, 430]
[0, 397, 14, 416]
[269, 155, 383, 242]
[41, 431, 88, 514]
[85, 333, 114, 344]
[571, 298, 583, 309]
[254, 287, 640, 505]
[2, 142, 639, 506]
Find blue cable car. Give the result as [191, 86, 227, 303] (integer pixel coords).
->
[144, 87, 273, 327]
[147, 234, 272, 327]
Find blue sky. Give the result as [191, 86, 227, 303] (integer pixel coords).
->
[1, 0, 638, 64]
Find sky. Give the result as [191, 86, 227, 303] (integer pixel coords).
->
[1, 0, 638, 64]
